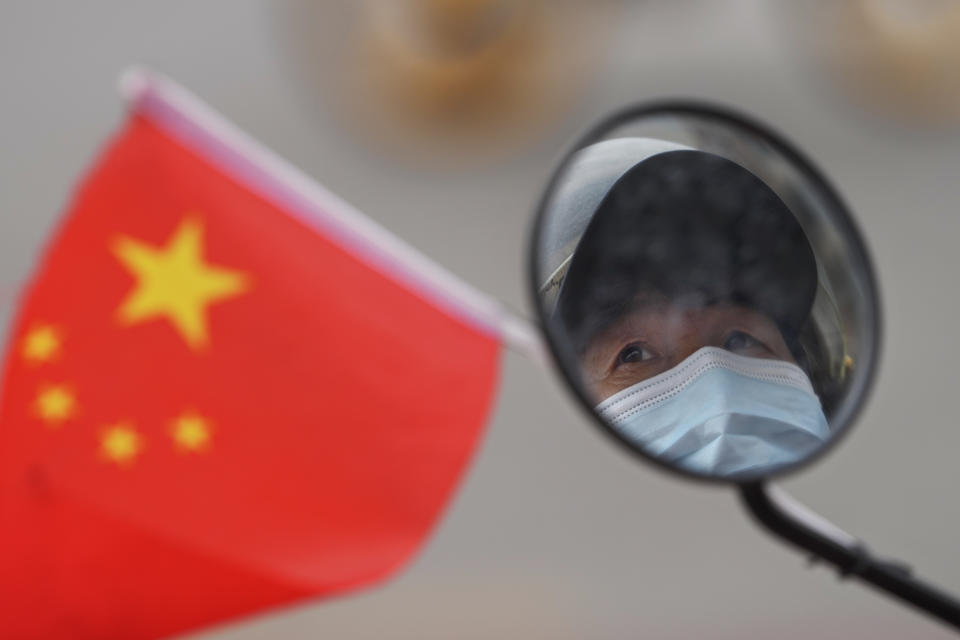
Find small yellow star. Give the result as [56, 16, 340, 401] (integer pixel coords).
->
[112, 216, 250, 351]
[34, 384, 76, 426]
[22, 325, 62, 364]
[171, 412, 212, 452]
[100, 423, 143, 466]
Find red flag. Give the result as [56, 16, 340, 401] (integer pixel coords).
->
[0, 70, 514, 639]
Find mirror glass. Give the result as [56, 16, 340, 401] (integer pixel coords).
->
[532, 105, 881, 482]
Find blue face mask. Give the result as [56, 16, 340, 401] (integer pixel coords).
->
[595, 347, 830, 479]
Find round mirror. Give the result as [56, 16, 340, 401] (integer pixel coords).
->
[530, 103, 881, 482]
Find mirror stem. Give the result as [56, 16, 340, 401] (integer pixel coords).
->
[739, 482, 960, 632]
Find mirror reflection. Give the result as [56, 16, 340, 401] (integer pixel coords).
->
[536, 120, 879, 481]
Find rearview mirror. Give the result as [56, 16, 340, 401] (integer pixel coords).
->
[529, 102, 881, 483]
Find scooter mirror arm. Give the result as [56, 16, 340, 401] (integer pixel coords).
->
[739, 482, 960, 632]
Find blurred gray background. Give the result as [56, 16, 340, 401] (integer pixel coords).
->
[3, 1, 960, 638]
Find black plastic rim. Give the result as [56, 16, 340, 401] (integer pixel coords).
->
[527, 100, 883, 485]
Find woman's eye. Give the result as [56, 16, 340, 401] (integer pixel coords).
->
[616, 344, 656, 365]
[723, 330, 761, 353]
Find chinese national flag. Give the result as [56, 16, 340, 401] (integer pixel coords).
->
[0, 72, 502, 639]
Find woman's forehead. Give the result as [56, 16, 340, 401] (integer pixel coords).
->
[595, 300, 779, 342]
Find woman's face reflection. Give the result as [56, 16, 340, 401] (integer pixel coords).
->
[580, 293, 796, 401]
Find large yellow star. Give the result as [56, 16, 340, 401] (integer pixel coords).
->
[112, 217, 249, 350]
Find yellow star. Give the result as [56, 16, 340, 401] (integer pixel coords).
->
[112, 217, 250, 350]
[100, 423, 143, 466]
[34, 384, 76, 426]
[22, 325, 62, 364]
[171, 412, 213, 452]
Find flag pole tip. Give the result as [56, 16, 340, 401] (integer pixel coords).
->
[118, 66, 156, 104]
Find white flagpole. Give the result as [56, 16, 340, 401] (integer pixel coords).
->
[118, 67, 549, 367]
